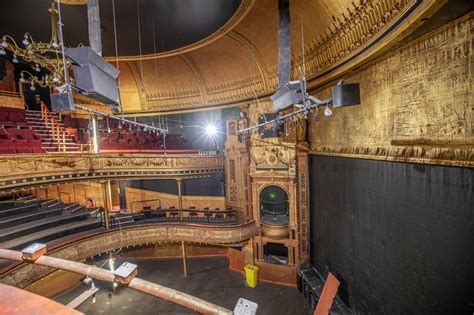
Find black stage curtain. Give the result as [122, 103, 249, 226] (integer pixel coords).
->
[309, 155, 473, 314]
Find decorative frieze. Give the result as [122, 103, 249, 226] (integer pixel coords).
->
[0, 154, 225, 191]
[309, 15, 474, 167]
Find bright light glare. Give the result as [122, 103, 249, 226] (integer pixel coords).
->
[205, 124, 218, 137]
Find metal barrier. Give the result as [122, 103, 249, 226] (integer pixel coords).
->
[0, 248, 232, 314]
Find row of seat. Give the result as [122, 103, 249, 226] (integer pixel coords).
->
[0, 127, 45, 153]
[63, 115, 193, 151]
[100, 130, 164, 150]
[0, 195, 102, 251]
[139, 206, 238, 223]
[0, 108, 195, 154]
[0, 107, 28, 126]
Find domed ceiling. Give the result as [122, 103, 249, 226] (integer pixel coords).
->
[114, 0, 449, 114]
[1, 0, 458, 114]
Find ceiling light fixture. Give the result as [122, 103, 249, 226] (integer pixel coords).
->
[0, 2, 78, 91]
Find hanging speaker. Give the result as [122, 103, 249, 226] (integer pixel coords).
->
[65, 47, 119, 105]
[51, 92, 74, 112]
[332, 81, 361, 107]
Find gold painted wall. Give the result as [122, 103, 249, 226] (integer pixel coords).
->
[309, 14, 473, 167]
[0, 95, 23, 108]
[125, 187, 225, 212]
[32, 182, 107, 208]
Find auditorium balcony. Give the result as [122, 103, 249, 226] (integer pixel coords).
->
[0, 101, 198, 155]
[0, 191, 250, 272]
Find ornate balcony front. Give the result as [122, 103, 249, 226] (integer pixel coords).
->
[0, 221, 258, 288]
[0, 153, 224, 193]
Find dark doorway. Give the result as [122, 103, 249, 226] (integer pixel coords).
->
[264, 242, 288, 264]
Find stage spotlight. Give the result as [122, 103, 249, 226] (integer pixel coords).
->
[205, 124, 218, 137]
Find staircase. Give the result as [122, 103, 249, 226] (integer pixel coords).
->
[24, 110, 81, 153]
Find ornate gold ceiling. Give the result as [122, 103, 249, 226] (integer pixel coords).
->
[114, 0, 445, 114]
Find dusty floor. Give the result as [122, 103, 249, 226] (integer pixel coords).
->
[54, 257, 312, 314]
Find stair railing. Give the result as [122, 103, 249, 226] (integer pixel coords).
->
[40, 102, 67, 152]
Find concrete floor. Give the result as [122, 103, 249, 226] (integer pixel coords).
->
[54, 257, 311, 315]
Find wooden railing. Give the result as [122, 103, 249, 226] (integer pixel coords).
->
[130, 198, 162, 211]
[135, 208, 238, 225]
[40, 102, 68, 153]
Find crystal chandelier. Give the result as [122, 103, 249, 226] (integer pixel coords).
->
[0, 1, 72, 90]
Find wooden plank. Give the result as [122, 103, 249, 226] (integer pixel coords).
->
[66, 288, 99, 309]
[314, 273, 340, 315]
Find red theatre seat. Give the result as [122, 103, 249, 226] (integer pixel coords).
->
[8, 112, 28, 126]
[0, 138, 15, 154]
[0, 112, 10, 125]
[7, 128, 27, 142]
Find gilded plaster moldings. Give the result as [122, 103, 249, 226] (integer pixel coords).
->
[250, 138, 296, 169]
[0, 154, 225, 191]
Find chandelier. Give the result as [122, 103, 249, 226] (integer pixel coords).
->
[0, 1, 70, 91]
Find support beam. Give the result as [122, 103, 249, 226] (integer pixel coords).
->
[181, 241, 188, 277]
[176, 178, 183, 218]
[104, 181, 112, 229]
[278, 0, 291, 89]
[87, 0, 102, 56]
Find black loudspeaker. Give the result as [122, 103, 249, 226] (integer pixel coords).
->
[51, 92, 74, 112]
[66, 47, 119, 105]
[332, 81, 361, 107]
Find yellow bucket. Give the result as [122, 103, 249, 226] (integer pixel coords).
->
[244, 264, 259, 288]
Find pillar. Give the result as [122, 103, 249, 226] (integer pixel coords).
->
[103, 180, 113, 230]
[176, 178, 183, 219]
[181, 241, 187, 277]
[110, 180, 120, 210]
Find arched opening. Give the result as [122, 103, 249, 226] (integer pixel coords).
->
[259, 186, 289, 225]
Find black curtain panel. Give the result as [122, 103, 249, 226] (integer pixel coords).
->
[309, 155, 473, 314]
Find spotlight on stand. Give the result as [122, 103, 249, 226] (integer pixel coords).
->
[238, 78, 360, 135]
[270, 77, 306, 112]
